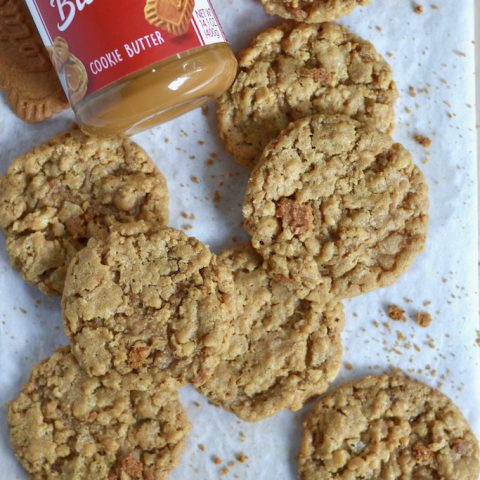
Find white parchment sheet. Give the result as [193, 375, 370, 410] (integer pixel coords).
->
[0, 1, 479, 479]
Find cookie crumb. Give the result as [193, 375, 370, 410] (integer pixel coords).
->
[213, 190, 222, 203]
[344, 362, 353, 371]
[190, 176, 200, 184]
[416, 311, 432, 328]
[414, 134, 432, 147]
[198, 443, 205, 452]
[387, 305, 406, 322]
[212, 456, 222, 465]
[236, 454, 248, 463]
[413, 4, 424, 14]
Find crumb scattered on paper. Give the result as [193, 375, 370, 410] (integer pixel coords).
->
[387, 305, 406, 322]
[413, 4, 424, 14]
[414, 134, 432, 147]
[416, 311, 433, 328]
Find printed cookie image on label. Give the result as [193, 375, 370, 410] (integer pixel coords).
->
[145, 0, 195, 36]
[64, 53, 88, 104]
[50, 37, 87, 105]
[24, 0, 227, 104]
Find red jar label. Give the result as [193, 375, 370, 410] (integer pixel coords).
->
[25, 0, 227, 105]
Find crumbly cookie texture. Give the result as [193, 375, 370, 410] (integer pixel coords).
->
[298, 375, 480, 480]
[243, 114, 428, 301]
[217, 22, 397, 170]
[62, 222, 234, 387]
[260, 0, 371, 23]
[199, 244, 344, 422]
[8, 347, 190, 480]
[0, 129, 169, 295]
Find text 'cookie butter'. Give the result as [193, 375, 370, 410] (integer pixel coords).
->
[24, 0, 237, 135]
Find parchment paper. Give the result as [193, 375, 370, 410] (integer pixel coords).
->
[0, 1, 478, 479]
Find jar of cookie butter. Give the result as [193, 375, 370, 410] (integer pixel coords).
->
[24, 0, 237, 135]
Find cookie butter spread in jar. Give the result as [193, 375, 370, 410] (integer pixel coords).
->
[25, 0, 237, 135]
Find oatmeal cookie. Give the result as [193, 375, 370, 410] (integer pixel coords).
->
[198, 244, 344, 422]
[260, 0, 371, 23]
[299, 375, 480, 479]
[217, 22, 397, 170]
[62, 222, 234, 386]
[243, 114, 428, 301]
[0, 129, 169, 295]
[8, 347, 190, 480]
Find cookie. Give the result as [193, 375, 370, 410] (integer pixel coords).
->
[298, 375, 480, 480]
[0, 0, 67, 122]
[0, 128, 169, 295]
[217, 22, 397, 170]
[243, 114, 428, 301]
[62, 222, 234, 387]
[260, 0, 371, 23]
[8, 347, 190, 480]
[198, 244, 344, 422]
[64, 53, 88, 105]
[144, 0, 195, 36]
[50, 37, 88, 105]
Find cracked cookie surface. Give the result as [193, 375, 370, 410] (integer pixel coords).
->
[217, 22, 397, 170]
[299, 375, 480, 480]
[198, 244, 344, 422]
[8, 347, 190, 480]
[0, 129, 169, 295]
[260, 0, 371, 23]
[243, 114, 428, 301]
[62, 222, 234, 386]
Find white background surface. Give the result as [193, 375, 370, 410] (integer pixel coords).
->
[0, 1, 479, 479]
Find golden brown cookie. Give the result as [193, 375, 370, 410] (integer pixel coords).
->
[8, 347, 190, 480]
[260, 0, 371, 22]
[62, 222, 234, 387]
[144, 0, 194, 36]
[198, 244, 344, 422]
[0, 0, 67, 122]
[243, 114, 429, 301]
[299, 375, 480, 480]
[0, 129, 169, 295]
[217, 22, 397, 170]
